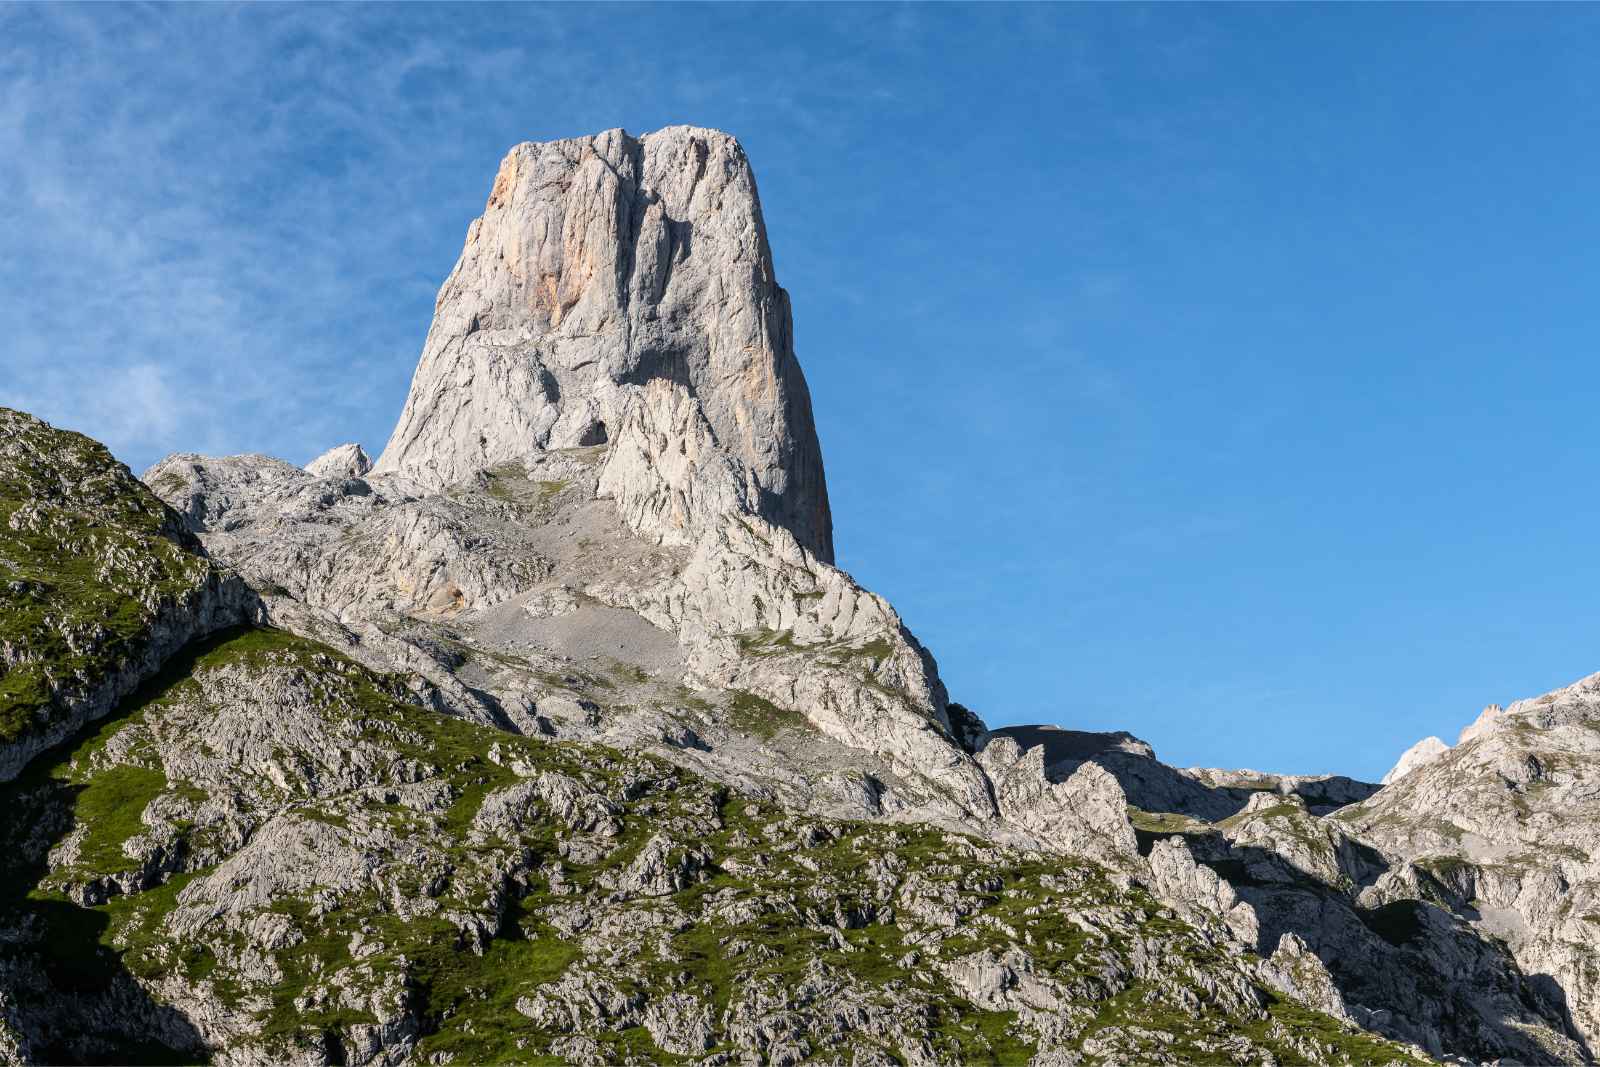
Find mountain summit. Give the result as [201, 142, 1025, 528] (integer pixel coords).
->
[374, 126, 834, 563]
[1, 128, 1595, 1064]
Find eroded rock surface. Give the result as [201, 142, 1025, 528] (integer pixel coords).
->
[372, 126, 832, 564]
[305, 443, 371, 480]
[1380, 736, 1449, 785]
[1343, 674, 1600, 1053]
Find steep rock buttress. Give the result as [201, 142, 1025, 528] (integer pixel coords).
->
[373, 126, 834, 564]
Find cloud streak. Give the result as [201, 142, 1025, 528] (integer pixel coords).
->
[0, 3, 968, 472]
[0, 6, 545, 468]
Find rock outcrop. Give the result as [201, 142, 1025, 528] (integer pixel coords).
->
[1380, 735, 1449, 785]
[0, 409, 255, 781]
[988, 714, 1589, 1059]
[372, 126, 833, 564]
[1342, 673, 1600, 1053]
[305, 443, 371, 480]
[143, 432, 992, 820]
[975, 735, 1139, 863]
[982, 724, 1381, 822]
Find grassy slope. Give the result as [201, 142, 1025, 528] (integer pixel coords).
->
[0, 628, 1421, 1065]
[0, 408, 215, 744]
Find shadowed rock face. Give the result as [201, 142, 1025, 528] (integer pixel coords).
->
[1352, 676, 1600, 1053]
[373, 125, 834, 563]
[984, 725, 1381, 820]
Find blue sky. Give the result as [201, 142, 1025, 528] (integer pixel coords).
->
[6, 3, 1600, 781]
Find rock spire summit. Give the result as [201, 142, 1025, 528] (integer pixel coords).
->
[373, 125, 834, 562]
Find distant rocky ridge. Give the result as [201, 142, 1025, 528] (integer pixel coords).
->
[305, 442, 371, 481]
[1356, 682, 1600, 1052]
[1380, 736, 1449, 785]
[1, 124, 1596, 1064]
[1378, 703, 1518, 789]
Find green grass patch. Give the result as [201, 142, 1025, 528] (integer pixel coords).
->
[1128, 807, 1201, 833]
[71, 764, 167, 875]
[725, 690, 808, 740]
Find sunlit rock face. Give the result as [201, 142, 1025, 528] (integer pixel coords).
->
[373, 125, 834, 563]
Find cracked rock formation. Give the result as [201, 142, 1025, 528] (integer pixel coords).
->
[0, 409, 255, 782]
[1349, 674, 1600, 1053]
[373, 126, 833, 564]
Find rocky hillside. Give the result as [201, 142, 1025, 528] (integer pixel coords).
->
[2, 124, 1597, 1065]
[0, 622, 1414, 1065]
[0, 409, 252, 781]
[1346, 682, 1600, 1052]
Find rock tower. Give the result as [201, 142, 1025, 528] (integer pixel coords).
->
[374, 126, 835, 562]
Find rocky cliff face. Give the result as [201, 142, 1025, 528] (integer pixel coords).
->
[5, 125, 1599, 1065]
[972, 725, 1591, 1063]
[147, 124, 994, 825]
[373, 126, 833, 564]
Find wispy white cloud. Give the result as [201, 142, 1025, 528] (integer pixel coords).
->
[0, 5, 545, 468]
[0, 3, 969, 472]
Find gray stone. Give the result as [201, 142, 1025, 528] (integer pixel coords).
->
[1379, 735, 1449, 785]
[372, 126, 833, 564]
[305, 443, 372, 480]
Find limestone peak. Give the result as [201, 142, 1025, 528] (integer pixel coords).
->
[373, 126, 834, 562]
[305, 443, 371, 480]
